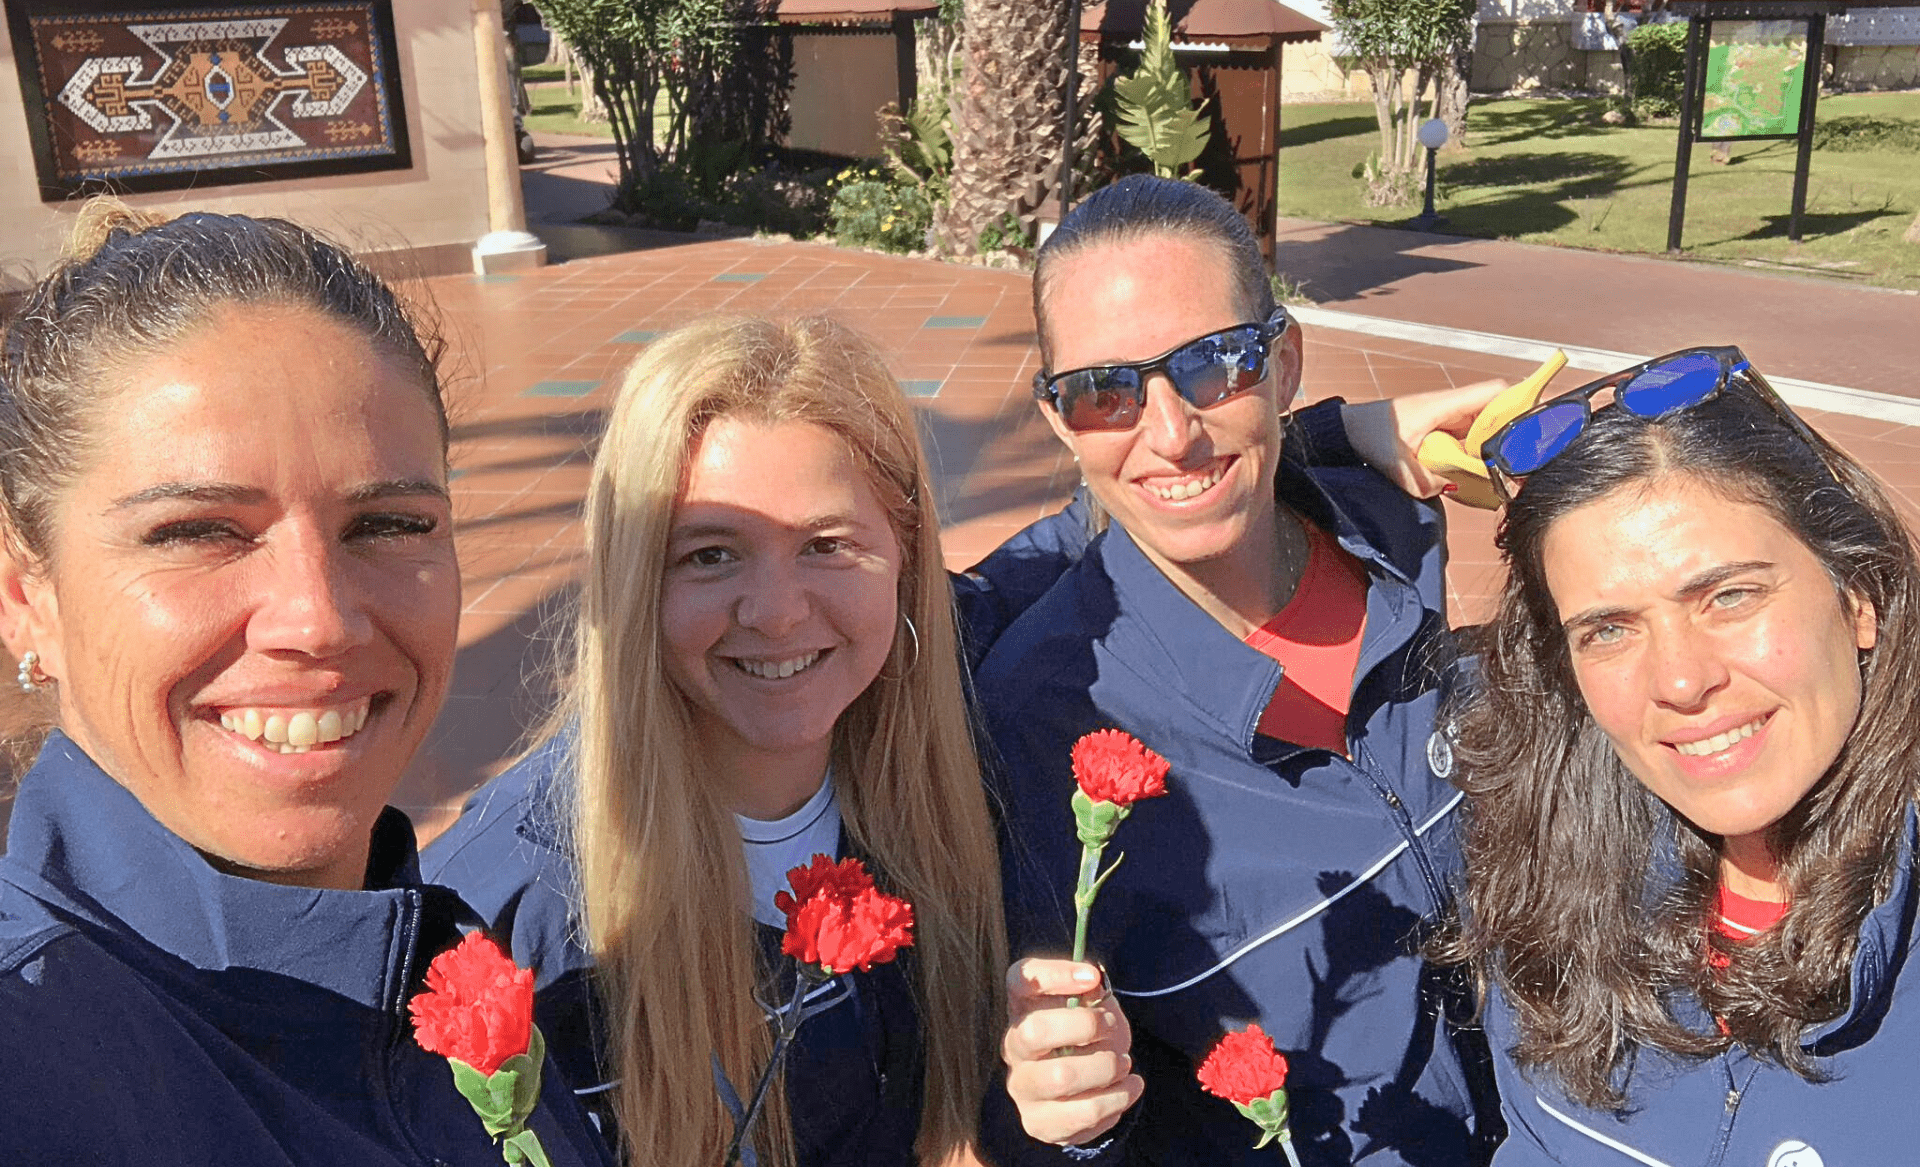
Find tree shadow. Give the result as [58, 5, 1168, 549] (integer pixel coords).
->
[1735, 209, 1896, 242]
[1280, 114, 1378, 150]
[1468, 98, 1623, 146]
[1440, 151, 1638, 197]
[399, 582, 581, 844]
[1271, 223, 1487, 303]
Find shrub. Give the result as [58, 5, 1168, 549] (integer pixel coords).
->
[1813, 115, 1920, 153]
[829, 170, 934, 254]
[1627, 22, 1688, 121]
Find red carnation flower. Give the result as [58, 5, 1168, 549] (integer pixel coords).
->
[778, 856, 915, 975]
[1197, 1023, 1290, 1105]
[1072, 729, 1171, 806]
[774, 854, 877, 924]
[408, 932, 535, 1076]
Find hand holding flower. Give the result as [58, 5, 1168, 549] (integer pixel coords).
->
[1002, 957, 1144, 1146]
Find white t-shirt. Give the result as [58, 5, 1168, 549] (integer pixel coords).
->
[736, 773, 843, 929]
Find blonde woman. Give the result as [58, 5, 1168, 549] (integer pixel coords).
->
[425, 315, 1109, 1167]
[423, 312, 1463, 1165]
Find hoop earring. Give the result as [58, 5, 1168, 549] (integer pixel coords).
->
[17, 650, 46, 693]
[879, 614, 920, 681]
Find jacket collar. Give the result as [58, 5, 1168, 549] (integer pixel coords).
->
[0, 731, 429, 1012]
[1091, 456, 1424, 750]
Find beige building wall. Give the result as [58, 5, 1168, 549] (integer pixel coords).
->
[787, 30, 901, 159]
[0, 2, 492, 292]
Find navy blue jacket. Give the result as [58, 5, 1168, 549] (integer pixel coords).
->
[0, 732, 615, 1167]
[975, 453, 1495, 1167]
[419, 461, 1139, 1166]
[1487, 818, 1920, 1166]
[424, 736, 926, 1163]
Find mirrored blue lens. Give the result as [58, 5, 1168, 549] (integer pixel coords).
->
[1499, 400, 1590, 475]
[1058, 367, 1144, 431]
[1619, 352, 1722, 417]
[1167, 328, 1265, 408]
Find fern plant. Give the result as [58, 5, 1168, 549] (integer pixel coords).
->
[1112, 0, 1209, 179]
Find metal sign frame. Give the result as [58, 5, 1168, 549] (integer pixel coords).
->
[1666, 8, 1826, 251]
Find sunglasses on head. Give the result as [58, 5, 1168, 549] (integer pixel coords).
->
[1033, 308, 1292, 433]
[1482, 346, 1825, 502]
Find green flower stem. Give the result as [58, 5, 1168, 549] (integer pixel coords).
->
[1282, 1137, 1303, 1167]
[1067, 791, 1131, 1009]
[724, 963, 812, 1166]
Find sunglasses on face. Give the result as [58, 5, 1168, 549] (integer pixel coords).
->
[1032, 309, 1293, 433]
[1482, 346, 1826, 502]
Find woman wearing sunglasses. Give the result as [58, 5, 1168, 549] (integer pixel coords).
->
[423, 295, 1483, 1165]
[1439, 349, 1917, 1163]
[981, 174, 1502, 1164]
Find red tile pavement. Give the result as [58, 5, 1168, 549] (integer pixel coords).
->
[376, 234, 1920, 838]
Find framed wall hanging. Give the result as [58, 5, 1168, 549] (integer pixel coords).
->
[5, 1, 411, 200]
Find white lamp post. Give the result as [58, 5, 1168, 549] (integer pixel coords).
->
[1412, 117, 1449, 232]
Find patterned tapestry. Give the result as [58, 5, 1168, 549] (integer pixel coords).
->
[6, 2, 409, 198]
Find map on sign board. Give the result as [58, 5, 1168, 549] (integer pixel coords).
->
[1701, 20, 1809, 138]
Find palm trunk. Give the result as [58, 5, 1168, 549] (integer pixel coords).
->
[934, 0, 1072, 258]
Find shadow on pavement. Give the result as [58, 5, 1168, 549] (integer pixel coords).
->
[1271, 222, 1485, 303]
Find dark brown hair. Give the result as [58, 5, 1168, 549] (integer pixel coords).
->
[1436, 383, 1920, 1109]
[1031, 174, 1274, 370]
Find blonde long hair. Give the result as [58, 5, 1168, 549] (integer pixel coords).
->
[566, 315, 1006, 1167]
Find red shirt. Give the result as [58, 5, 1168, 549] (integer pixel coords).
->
[1708, 885, 1789, 974]
[1715, 885, 1790, 940]
[1244, 521, 1369, 755]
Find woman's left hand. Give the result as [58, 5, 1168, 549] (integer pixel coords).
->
[1339, 380, 1512, 498]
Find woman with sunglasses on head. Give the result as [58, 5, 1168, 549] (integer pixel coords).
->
[1437, 349, 1916, 1163]
[981, 174, 1505, 1165]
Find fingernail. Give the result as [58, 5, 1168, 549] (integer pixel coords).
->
[1441, 483, 1459, 494]
[1073, 967, 1098, 984]
[1121, 1053, 1133, 1073]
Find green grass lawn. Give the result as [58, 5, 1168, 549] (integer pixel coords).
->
[524, 81, 678, 144]
[524, 81, 615, 138]
[1277, 93, 1920, 289]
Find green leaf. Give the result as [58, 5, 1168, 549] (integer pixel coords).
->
[502, 1128, 555, 1167]
[451, 1058, 510, 1122]
[486, 1067, 520, 1125]
[513, 1025, 547, 1120]
[1110, 0, 1211, 177]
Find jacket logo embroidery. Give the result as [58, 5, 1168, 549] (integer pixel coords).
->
[1425, 730, 1454, 780]
[1767, 1141, 1823, 1167]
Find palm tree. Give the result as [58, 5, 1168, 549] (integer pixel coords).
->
[933, 0, 1074, 258]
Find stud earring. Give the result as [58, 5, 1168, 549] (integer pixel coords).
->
[17, 650, 45, 692]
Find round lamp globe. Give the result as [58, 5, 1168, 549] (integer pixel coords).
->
[1417, 118, 1450, 151]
